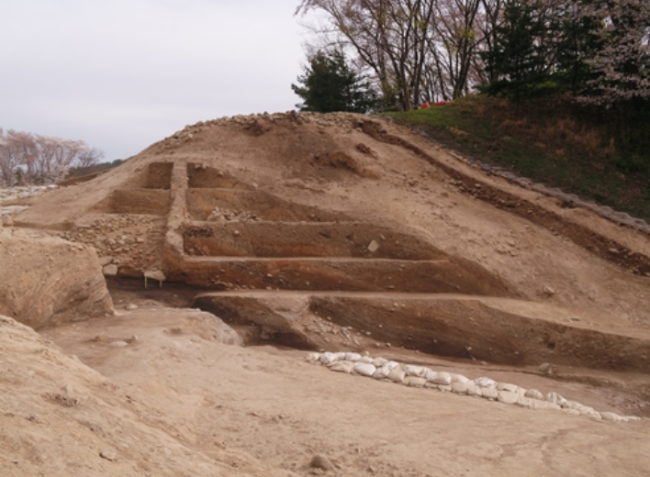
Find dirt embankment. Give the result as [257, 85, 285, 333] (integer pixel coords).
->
[2, 110, 650, 476]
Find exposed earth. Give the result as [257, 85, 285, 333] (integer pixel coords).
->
[2, 111, 650, 476]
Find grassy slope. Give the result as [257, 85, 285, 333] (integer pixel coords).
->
[384, 95, 650, 222]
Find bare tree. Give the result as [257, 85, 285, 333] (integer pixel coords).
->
[430, 0, 484, 99]
[297, 0, 437, 110]
[0, 129, 104, 186]
[77, 147, 104, 169]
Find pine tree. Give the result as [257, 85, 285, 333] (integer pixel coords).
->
[480, 0, 560, 102]
[292, 50, 378, 113]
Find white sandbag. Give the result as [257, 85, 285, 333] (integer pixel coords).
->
[354, 362, 376, 377]
[403, 365, 428, 377]
[451, 381, 468, 395]
[345, 352, 362, 362]
[319, 352, 338, 365]
[481, 387, 499, 400]
[405, 377, 427, 388]
[474, 377, 497, 388]
[600, 412, 625, 422]
[466, 381, 482, 397]
[372, 366, 391, 380]
[497, 391, 519, 405]
[358, 356, 374, 364]
[305, 352, 321, 363]
[450, 373, 469, 384]
[496, 382, 519, 393]
[515, 396, 533, 408]
[372, 357, 388, 367]
[546, 392, 567, 406]
[381, 361, 400, 372]
[329, 361, 355, 374]
[525, 389, 544, 400]
[388, 368, 406, 383]
[428, 371, 451, 385]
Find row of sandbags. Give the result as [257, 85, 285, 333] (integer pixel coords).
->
[306, 351, 640, 423]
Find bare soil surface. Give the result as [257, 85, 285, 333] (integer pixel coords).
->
[2, 111, 650, 476]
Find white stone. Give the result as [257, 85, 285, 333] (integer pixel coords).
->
[103, 264, 118, 277]
[98, 256, 113, 266]
[368, 240, 380, 253]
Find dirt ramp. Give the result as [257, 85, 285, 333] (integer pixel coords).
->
[0, 232, 112, 329]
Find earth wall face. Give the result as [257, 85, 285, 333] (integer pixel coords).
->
[0, 232, 113, 329]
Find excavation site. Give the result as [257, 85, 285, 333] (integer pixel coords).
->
[2, 111, 650, 476]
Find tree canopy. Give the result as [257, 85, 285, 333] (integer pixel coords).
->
[291, 50, 378, 113]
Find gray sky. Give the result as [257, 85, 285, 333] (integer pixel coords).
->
[1, 0, 310, 161]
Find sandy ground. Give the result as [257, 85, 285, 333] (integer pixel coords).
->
[2, 111, 650, 475]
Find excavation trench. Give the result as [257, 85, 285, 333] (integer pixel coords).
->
[192, 291, 650, 373]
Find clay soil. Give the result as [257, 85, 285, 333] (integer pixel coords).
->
[2, 111, 650, 476]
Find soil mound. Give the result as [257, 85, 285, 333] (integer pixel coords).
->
[3, 111, 650, 475]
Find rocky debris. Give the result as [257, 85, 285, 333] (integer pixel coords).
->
[310, 454, 336, 472]
[307, 351, 641, 423]
[207, 207, 259, 222]
[99, 450, 117, 462]
[62, 215, 165, 273]
[367, 240, 380, 253]
[0, 185, 56, 202]
[0, 233, 113, 329]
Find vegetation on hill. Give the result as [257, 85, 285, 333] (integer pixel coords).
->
[66, 159, 123, 179]
[292, 50, 378, 113]
[384, 95, 650, 222]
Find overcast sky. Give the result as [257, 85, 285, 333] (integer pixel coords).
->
[1, 0, 312, 161]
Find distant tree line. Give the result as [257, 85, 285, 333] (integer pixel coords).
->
[295, 0, 650, 111]
[0, 129, 103, 187]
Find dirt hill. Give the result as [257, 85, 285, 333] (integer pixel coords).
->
[2, 111, 650, 476]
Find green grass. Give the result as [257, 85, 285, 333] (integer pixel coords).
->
[383, 95, 650, 222]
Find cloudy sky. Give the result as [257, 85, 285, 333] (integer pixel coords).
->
[1, 0, 313, 161]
